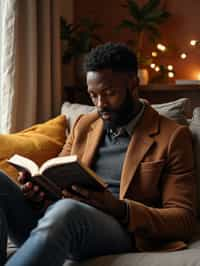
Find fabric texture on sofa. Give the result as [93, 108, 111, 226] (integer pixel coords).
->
[189, 107, 200, 215]
[61, 98, 190, 130]
[64, 242, 200, 266]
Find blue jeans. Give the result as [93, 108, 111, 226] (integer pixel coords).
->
[0, 171, 133, 266]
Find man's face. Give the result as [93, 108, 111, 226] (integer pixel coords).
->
[87, 69, 138, 129]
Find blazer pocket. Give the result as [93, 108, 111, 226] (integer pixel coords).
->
[137, 160, 165, 199]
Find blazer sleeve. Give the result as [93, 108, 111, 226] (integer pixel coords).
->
[59, 115, 83, 157]
[126, 126, 197, 240]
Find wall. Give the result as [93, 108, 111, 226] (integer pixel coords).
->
[61, 0, 75, 86]
[74, 0, 200, 82]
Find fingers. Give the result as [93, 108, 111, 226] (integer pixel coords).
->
[21, 182, 45, 203]
[21, 181, 33, 193]
[62, 186, 95, 207]
[62, 186, 90, 200]
[71, 185, 90, 199]
[62, 188, 74, 198]
[62, 187, 105, 211]
[17, 171, 31, 184]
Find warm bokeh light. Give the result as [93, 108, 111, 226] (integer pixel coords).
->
[152, 51, 158, 57]
[167, 65, 173, 71]
[147, 39, 200, 81]
[157, 43, 166, 52]
[168, 72, 174, 78]
[180, 53, 187, 59]
[190, 40, 198, 46]
[155, 66, 160, 72]
[150, 63, 156, 69]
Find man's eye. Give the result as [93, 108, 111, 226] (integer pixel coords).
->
[105, 90, 114, 96]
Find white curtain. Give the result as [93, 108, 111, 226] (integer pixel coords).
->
[0, 0, 16, 133]
[0, 0, 62, 133]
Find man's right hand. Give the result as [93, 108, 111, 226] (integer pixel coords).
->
[17, 171, 50, 209]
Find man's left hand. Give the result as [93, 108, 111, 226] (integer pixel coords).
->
[62, 186, 127, 221]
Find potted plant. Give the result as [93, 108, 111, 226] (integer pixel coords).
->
[117, 0, 170, 84]
[60, 17, 79, 64]
[60, 17, 103, 85]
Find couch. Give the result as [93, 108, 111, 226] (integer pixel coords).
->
[2, 97, 200, 266]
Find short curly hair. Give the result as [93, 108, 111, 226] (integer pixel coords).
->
[84, 42, 138, 74]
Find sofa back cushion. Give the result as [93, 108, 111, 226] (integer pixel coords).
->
[61, 98, 190, 130]
[189, 107, 200, 215]
[0, 115, 68, 182]
[61, 101, 96, 130]
[151, 98, 190, 125]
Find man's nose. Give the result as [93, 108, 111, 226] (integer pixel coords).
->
[96, 95, 107, 108]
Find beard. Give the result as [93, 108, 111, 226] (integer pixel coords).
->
[98, 89, 136, 132]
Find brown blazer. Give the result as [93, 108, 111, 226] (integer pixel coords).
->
[60, 104, 197, 252]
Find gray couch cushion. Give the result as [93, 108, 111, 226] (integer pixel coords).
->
[189, 107, 200, 216]
[61, 102, 96, 130]
[61, 98, 190, 131]
[8, 239, 200, 266]
[151, 98, 190, 125]
[63, 242, 200, 266]
[63, 224, 200, 266]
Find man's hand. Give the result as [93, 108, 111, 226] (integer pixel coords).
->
[17, 171, 51, 209]
[62, 186, 127, 222]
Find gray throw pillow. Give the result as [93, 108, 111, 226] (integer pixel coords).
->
[61, 98, 191, 130]
[61, 102, 96, 130]
[189, 107, 200, 216]
[152, 98, 191, 125]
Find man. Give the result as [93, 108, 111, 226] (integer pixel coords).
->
[0, 42, 197, 266]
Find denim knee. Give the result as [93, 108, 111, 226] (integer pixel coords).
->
[32, 199, 90, 237]
[30, 199, 92, 257]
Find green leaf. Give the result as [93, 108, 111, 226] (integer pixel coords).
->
[145, 10, 170, 23]
[141, 0, 160, 16]
[118, 19, 139, 32]
[126, 0, 141, 21]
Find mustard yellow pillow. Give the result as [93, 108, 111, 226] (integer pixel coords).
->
[0, 115, 68, 182]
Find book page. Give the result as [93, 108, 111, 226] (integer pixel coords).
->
[8, 154, 39, 176]
[39, 155, 78, 174]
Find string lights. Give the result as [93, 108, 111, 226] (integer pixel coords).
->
[148, 39, 200, 81]
[180, 53, 187, 59]
[190, 40, 200, 46]
[148, 42, 175, 80]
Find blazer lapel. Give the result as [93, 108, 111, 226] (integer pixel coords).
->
[120, 105, 160, 199]
[82, 118, 104, 167]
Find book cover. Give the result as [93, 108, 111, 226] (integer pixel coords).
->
[8, 154, 107, 200]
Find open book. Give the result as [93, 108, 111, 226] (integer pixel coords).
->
[8, 154, 107, 200]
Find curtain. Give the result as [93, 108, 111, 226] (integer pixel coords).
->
[0, 0, 16, 133]
[0, 0, 62, 133]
